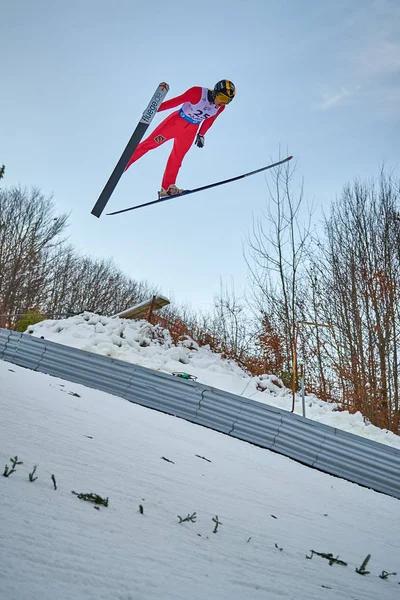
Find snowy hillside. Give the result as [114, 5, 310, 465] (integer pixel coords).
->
[1, 360, 399, 600]
[28, 312, 400, 449]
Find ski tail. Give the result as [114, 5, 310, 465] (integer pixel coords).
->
[91, 82, 170, 218]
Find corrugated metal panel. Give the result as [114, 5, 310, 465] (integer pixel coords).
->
[12, 332, 48, 370]
[229, 398, 282, 449]
[271, 412, 330, 465]
[1, 327, 400, 500]
[194, 387, 249, 434]
[0, 328, 12, 359]
[315, 427, 400, 498]
[37, 339, 133, 398]
[1, 330, 22, 363]
[124, 365, 200, 421]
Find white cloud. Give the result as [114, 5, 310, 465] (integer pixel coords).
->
[356, 40, 400, 76]
[312, 1, 400, 112]
[313, 86, 360, 111]
[346, 0, 400, 76]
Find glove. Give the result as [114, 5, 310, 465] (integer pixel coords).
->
[195, 133, 205, 148]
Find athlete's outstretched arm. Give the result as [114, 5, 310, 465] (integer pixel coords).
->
[158, 87, 203, 111]
[199, 105, 225, 135]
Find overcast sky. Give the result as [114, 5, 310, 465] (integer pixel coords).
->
[1, 0, 399, 312]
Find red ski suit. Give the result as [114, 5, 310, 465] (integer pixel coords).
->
[125, 87, 225, 190]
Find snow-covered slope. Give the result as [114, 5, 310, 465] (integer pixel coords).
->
[1, 361, 399, 600]
[28, 312, 400, 449]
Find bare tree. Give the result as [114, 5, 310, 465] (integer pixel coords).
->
[205, 280, 255, 365]
[0, 187, 67, 327]
[245, 159, 313, 385]
[41, 250, 160, 317]
[308, 171, 400, 431]
[0, 186, 162, 327]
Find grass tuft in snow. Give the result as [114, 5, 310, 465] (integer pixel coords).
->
[195, 454, 211, 462]
[71, 491, 109, 507]
[3, 455, 23, 477]
[379, 571, 397, 580]
[28, 465, 38, 482]
[212, 515, 221, 533]
[161, 456, 175, 464]
[177, 512, 197, 523]
[356, 553, 371, 575]
[306, 550, 347, 566]
[51, 474, 57, 490]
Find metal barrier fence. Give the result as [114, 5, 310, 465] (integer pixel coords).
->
[1, 327, 399, 500]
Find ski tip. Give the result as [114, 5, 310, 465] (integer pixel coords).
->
[287, 155, 293, 161]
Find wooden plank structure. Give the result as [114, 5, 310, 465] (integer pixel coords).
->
[113, 295, 170, 322]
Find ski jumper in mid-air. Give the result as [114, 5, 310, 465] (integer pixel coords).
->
[125, 80, 236, 198]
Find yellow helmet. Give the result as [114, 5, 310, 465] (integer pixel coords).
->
[214, 80, 236, 104]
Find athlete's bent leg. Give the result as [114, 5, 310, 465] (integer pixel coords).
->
[125, 112, 180, 171]
[161, 124, 197, 190]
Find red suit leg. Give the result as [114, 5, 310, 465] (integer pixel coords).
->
[125, 112, 177, 169]
[161, 124, 197, 190]
[125, 111, 198, 188]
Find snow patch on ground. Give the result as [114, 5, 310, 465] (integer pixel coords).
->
[1, 361, 399, 599]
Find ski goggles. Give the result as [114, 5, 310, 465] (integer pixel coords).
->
[215, 91, 233, 104]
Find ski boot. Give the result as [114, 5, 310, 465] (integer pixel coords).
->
[158, 184, 185, 199]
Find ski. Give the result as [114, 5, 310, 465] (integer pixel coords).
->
[106, 156, 293, 216]
[91, 82, 170, 218]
